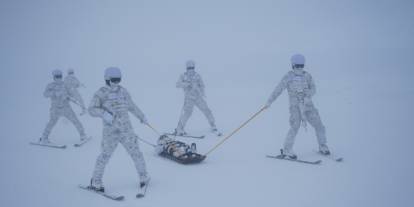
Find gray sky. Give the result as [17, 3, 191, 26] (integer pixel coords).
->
[0, 0, 413, 103]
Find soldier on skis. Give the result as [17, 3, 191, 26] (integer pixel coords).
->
[64, 68, 86, 115]
[174, 60, 220, 136]
[39, 69, 88, 144]
[265, 54, 330, 159]
[88, 67, 150, 193]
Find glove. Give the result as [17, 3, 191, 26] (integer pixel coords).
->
[303, 88, 312, 97]
[102, 111, 114, 125]
[185, 82, 193, 90]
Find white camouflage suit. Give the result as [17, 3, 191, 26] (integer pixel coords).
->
[64, 74, 85, 110]
[89, 85, 148, 186]
[176, 70, 216, 132]
[266, 70, 327, 151]
[41, 79, 86, 140]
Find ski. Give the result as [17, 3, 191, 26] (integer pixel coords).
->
[266, 155, 322, 165]
[79, 185, 124, 201]
[74, 136, 92, 147]
[313, 150, 343, 162]
[165, 133, 205, 139]
[30, 141, 66, 149]
[136, 182, 149, 198]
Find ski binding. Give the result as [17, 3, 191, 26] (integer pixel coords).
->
[74, 136, 92, 147]
[314, 150, 343, 162]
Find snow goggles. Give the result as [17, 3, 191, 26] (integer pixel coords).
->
[110, 78, 121, 83]
[293, 64, 304, 69]
[187, 67, 195, 70]
[54, 75, 62, 79]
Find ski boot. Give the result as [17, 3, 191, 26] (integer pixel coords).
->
[211, 126, 222, 136]
[136, 174, 150, 198]
[139, 174, 150, 188]
[80, 134, 88, 142]
[319, 144, 330, 155]
[281, 148, 297, 159]
[39, 136, 50, 144]
[90, 179, 105, 192]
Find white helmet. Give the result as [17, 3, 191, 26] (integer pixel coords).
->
[104, 67, 122, 80]
[67, 68, 74, 75]
[186, 60, 195, 69]
[290, 54, 305, 65]
[52, 69, 63, 77]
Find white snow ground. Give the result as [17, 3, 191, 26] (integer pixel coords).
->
[1, 1, 413, 207]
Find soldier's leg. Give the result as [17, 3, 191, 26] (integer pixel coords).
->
[120, 134, 148, 183]
[64, 106, 86, 138]
[176, 98, 195, 133]
[73, 89, 86, 109]
[283, 106, 302, 151]
[195, 98, 216, 128]
[305, 107, 327, 146]
[41, 108, 62, 141]
[91, 132, 119, 187]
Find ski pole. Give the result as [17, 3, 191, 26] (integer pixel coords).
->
[138, 137, 156, 147]
[204, 106, 268, 156]
[136, 123, 162, 147]
[145, 123, 162, 136]
[68, 97, 86, 115]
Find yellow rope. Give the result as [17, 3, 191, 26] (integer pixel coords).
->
[204, 106, 267, 156]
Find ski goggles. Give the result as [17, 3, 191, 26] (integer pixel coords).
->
[293, 64, 304, 68]
[186, 67, 195, 70]
[54, 75, 62, 79]
[110, 78, 121, 83]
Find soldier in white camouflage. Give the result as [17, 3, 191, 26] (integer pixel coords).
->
[40, 69, 87, 143]
[64, 68, 86, 115]
[175, 60, 218, 136]
[265, 54, 330, 159]
[89, 67, 149, 192]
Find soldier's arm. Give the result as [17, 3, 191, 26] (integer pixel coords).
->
[125, 89, 147, 124]
[266, 73, 289, 106]
[306, 73, 316, 97]
[176, 74, 190, 88]
[88, 90, 106, 118]
[198, 75, 206, 97]
[43, 83, 55, 98]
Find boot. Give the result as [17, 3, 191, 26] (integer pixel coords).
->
[282, 148, 297, 159]
[39, 136, 50, 144]
[139, 174, 150, 188]
[319, 144, 330, 155]
[90, 179, 105, 192]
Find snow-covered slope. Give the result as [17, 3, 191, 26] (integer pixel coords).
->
[1, 1, 413, 206]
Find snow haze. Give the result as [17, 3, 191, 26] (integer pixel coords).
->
[0, 0, 413, 206]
